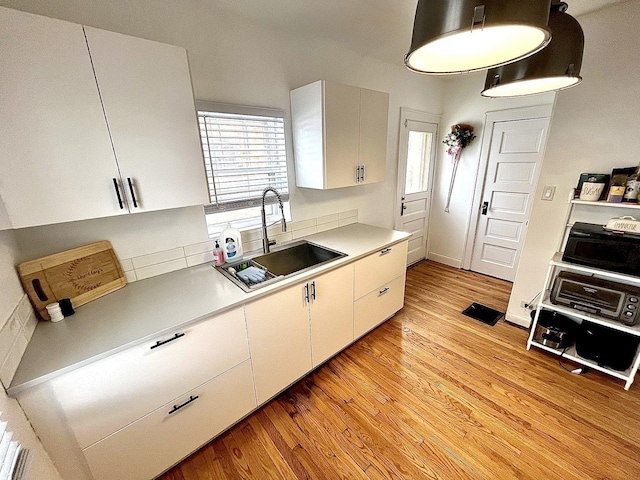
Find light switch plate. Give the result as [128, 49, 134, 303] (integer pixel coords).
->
[542, 186, 556, 201]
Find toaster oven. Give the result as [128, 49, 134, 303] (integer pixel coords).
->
[550, 271, 640, 326]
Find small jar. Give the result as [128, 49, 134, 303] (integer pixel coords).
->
[46, 303, 64, 322]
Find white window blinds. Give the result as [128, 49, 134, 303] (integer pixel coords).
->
[197, 103, 289, 214]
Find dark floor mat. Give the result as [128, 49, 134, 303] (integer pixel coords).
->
[462, 302, 503, 326]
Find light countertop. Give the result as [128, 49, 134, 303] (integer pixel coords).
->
[9, 223, 410, 395]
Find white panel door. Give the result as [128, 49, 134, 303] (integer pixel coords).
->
[395, 121, 438, 265]
[470, 117, 550, 281]
[84, 27, 208, 213]
[0, 7, 124, 228]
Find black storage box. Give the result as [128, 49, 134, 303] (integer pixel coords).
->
[575, 322, 640, 371]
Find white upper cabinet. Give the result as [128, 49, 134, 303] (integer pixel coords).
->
[0, 7, 208, 229]
[84, 27, 208, 214]
[0, 7, 122, 228]
[290, 80, 389, 190]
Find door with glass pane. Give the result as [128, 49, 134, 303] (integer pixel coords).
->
[395, 120, 438, 266]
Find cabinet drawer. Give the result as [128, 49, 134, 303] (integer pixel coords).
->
[354, 241, 408, 299]
[83, 360, 256, 480]
[354, 275, 405, 338]
[51, 306, 249, 449]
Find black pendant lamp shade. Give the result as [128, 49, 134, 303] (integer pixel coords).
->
[482, 3, 584, 97]
[405, 0, 552, 75]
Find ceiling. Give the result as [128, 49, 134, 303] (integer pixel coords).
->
[211, 0, 628, 67]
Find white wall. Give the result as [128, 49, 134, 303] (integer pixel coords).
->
[428, 72, 555, 267]
[507, 0, 640, 326]
[0, 231, 62, 479]
[0, 0, 444, 263]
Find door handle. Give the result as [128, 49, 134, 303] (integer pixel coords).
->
[112, 178, 124, 209]
[481, 201, 489, 215]
[127, 177, 138, 208]
[360, 164, 365, 182]
[311, 281, 316, 300]
[400, 203, 407, 216]
[304, 283, 310, 304]
[355, 165, 361, 183]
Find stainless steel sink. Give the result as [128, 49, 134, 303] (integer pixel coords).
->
[215, 241, 346, 292]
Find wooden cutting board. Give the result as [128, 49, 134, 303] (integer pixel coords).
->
[18, 241, 127, 320]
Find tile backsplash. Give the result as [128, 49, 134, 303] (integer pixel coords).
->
[0, 295, 37, 388]
[119, 209, 358, 283]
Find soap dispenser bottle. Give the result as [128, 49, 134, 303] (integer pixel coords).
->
[212, 240, 225, 266]
[220, 223, 243, 262]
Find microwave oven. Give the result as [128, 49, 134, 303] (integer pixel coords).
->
[562, 222, 640, 276]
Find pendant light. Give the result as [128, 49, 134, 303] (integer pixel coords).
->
[405, 0, 552, 75]
[482, 2, 584, 97]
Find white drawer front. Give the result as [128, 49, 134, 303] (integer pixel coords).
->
[51, 306, 249, 449]
[83, 360, 256, 480]
[354, 241, 408, 299]
[354, 275, 405, 338]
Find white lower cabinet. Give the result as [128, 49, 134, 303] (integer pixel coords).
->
[355, 276, 406, 338]
[83, 361, 255, 480]
[310, 265, 354, 366]
[50, 307, 249, 449]
[245, 264, 354, 404]
[245, 283, 313, 405]
[353, 241, 408, 338]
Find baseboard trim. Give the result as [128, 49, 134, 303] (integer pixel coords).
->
[427, 252, 462, 269]
[505, 310, 532, 329]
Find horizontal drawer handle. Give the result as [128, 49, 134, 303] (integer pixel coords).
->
[380, 248, 392, 255]
[168, 395, 199, 415]
[150, 332, 185, 350]
[379, 287, 390, 296]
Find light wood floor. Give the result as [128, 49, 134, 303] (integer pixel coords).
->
[160, 261, 640, 479]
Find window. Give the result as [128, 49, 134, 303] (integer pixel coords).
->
[196, 101, 290, 236]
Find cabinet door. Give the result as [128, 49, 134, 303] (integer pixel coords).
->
[354, 275, 406, 338]
[323, 81, 361, 189]
[84, 27, 208, 213]
[50, 307, 249, 449]
[359, 88, 389, 185]
[245, 284, 312, 404]
[310, 265, 354, 366]
[83, 361, 256, 480]
[0, 7, 123, 228]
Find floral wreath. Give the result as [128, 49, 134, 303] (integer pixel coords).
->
[443, 124, 476, 157]
[443, 123, 476, 213]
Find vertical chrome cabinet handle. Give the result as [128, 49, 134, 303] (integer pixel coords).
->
[379, 287, 390, 296]
[380, 247, 392, 255]
[127, 177, 138, 208]
[311, 281, 316, 300]
[168, 395, 199, 415]
[112, 178, 124, 209]
[304, 283, 310, 304]
[360, 164, 365, 183]
[150, 332, 185, 350]
[355, 165, 361, 183]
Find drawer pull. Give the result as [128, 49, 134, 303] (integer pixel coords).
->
[311, 280, 316, 300]
[380, 248, 392, 255]
[150, 332, 185, 350]
[379, 287, 390, 296]
[168, 395, 199, 415]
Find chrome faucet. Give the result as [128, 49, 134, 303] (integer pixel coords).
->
[261, 187, 287, 253]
